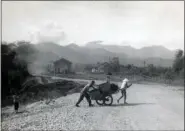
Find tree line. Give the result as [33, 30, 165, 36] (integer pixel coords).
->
[1, 41, 37, 101]
[84, 50, 184, 81]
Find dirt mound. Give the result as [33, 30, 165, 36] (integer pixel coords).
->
[17, 76, 86, 105]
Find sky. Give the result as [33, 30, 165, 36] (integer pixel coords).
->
[2, 1, 184, 50]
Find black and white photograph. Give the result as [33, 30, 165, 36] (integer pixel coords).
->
[1, 1, 184, 130]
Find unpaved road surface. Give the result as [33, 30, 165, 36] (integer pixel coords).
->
[2, 83, 184, 130]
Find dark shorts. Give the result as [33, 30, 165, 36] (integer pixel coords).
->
[14, 102, 19, 110]
[121, 89, 126, 94]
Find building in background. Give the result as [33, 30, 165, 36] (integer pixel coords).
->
[97, 62, 111, 73]
[90, 62, 111, 73]
[53, 58, 72, 74]
[47, 61, 54, 73]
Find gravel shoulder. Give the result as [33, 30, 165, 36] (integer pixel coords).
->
[1, 83, 184, 130]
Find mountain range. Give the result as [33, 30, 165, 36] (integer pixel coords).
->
[33, 41, 177, 67]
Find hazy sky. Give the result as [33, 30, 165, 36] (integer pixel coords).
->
[2, 1, 184, 50]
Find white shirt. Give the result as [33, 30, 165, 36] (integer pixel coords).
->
[120, 78, 129, 90]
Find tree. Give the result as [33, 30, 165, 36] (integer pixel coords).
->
[1, 42, 31, 100]
[164, 68, 175, 85]
[173, 49, 184, 74]
[15, 41, 38, 63]
[180, 68, 184, 78]
[109, 57, 120, 72]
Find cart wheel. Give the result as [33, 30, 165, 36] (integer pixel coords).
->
[96, 99, 104, 106]
[103, 95, 113, 106]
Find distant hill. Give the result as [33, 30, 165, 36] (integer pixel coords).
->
[137, 45, 176, 59]
[35, 42, 93, 64]
[66, 43, 79, 50]
[85, 41, 104, 48]
[85, 41, 176, 59]
[33, 42, 176, 67]
[35, 42, 127, 64]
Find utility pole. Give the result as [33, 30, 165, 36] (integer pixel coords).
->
[54, 67, 55, 77]
[53, 63, 55, 77]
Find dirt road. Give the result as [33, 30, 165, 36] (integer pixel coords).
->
[2, 83, 184, 130]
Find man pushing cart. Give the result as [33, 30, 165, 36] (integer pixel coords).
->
[75, 73, 133, 106]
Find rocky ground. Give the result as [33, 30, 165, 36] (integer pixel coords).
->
[1, 82, 184, 130]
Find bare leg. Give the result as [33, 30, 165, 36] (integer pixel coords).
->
[123, 89, 127, 104]
[14, 102, 19, 113]
[76, 94, 85, 106]
[117, 90, 124, 103]
[84, 93, 93, 106]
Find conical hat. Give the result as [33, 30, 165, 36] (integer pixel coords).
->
[123, 78, 129, 82]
